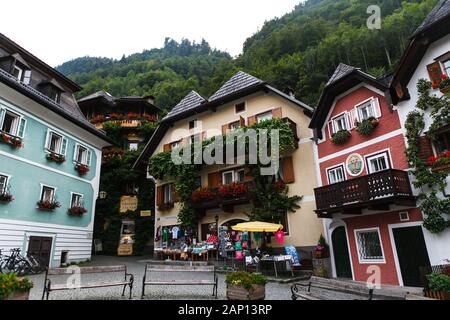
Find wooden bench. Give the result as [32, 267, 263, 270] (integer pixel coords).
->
[42, 265, 134, 300]
[141, 263, 218, 299]
[291, 276, 374, 300]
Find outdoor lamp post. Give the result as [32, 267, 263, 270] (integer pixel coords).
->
[99, 191, 107, 199]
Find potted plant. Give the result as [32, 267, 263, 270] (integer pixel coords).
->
[46, 152, 66, 163]
[438, 73, 450, 95]
[75, 163, 89, 176]
[356, 117, 379, 136]
[331, 130, 351, 145]
[68, 205, 88, 216]
[428, 151, 450, 173]
[191, 187, 216, 203]
[218, 182, 248, 200]
[226, 271, 267, 300]
[0, 132, 23, 149]
[0, 273, 33, 300]
[0, 191, 13, 204]
[314, 234, 330, 258]
[37, 199, 61, 211]
[424, 272, 450, 300]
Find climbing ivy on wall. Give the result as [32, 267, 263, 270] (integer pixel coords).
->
[147, 118, 303, 228]
[404, 79, 450, 233]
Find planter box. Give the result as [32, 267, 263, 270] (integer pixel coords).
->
[432, 163, 450, 173]
[424, 290, 449, 300]
[5, 290, 30, 300]
[227, 284, 265, 300]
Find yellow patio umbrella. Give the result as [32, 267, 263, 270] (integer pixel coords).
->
[231, 221, 283, 232]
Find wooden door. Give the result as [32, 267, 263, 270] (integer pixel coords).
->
[27, 236, 52, 267]
[331, 226, 352, 278]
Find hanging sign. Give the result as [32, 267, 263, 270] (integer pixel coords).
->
[119, 196, 138, 213]
[140, 210, 152, 217]
[346, 153, 364, 176]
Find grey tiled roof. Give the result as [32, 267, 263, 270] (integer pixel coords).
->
[208, 71, 263, 102]
[162, 90, 206, 121]
[412, 0, 450, 37]
[326, 63, 357, 86]
[77, 90, 115, 103]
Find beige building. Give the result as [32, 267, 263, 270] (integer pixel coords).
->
[134, 71, 323, 253]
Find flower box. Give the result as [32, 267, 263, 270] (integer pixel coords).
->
[5, 290, 30, 300]
[439, 73, 450, 96]
[0, 192, 13, 204]
[46, 152, 66, 163]
[227, 284, 265, 300]
[428, 151, 450, 173]
[218, 182, 248, 199]
[0, 132, 23, 149]
[37, 200, 61, 211]
[331, 130, 351, 145]
[356, 117, 379, 136]
[75, 163, 89, 176]
[192, 188, 217, 203]
[68, 206, 87, 216]
[424, 290, 449, 300]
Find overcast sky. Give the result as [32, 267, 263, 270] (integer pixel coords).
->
[1, 0, 301, 67]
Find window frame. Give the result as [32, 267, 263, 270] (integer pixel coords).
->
[222, 170, 234, 185]
[70, 192, 84, 208]
[442, 58, 450, 77]
[45, 129, 67, 155]
[40, 184, 56, 203]
[256, 111, 273, 123]
[189, 119, 198, 130]
[433, 129, 450, 154]
[331, 113, 348, 133]
[234, 102, 246, 114]
[0, 173, 11, 194]
[356, 99, 376, 121]
[0, 107, 27, 138]
[365, 151, 391, 174]
[354, 227, 385, 264]
[229, 120, 241, 131]
[12, 65, 23, 81]
[1, 110, 20, 136]
[163, 184, 173, 204]
[326, 164, 346, 185]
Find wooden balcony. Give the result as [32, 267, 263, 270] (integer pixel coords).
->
[94, 119, 143, 130]
[314, 169, 416, 218]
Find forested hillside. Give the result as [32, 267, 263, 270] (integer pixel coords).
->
[57, 0, 438, 109]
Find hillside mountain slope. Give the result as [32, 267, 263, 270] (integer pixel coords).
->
[57, 0, 438, 109]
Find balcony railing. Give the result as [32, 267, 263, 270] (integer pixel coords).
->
[314, 169, 416, 217]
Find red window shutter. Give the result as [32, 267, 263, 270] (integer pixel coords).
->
[156, 186, 163, 207]
[282, 156, 295, 183]
[426, 62, 443, 86]
[208, 172, 222, 187]
[222, 124, 229, 134]
[163, 143, 171, 153]
[272, 107, 283, 119]
[247, 115, 256, 126]
[417, 136, 434, 164]
[239, 116, 245, 127]
[173, 185, 180, 202]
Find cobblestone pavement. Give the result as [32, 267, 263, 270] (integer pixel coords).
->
[28, 256, 296, 300]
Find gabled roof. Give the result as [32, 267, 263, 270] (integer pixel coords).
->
[77, 90, 115, 103]
[309, 64, 389, 138]
[162, 90, 206, 121]
[411, 0, 450, 38]
[209, 71, 263, 102]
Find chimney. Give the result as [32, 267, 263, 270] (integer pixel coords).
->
[285, 87, 295, 98]
[143, 95, 155, 105]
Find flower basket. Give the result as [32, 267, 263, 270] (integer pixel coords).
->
[0, 273, 33, 300]
[439, 74, 450, 96]
[356, 117, 379, 136]
[331, 130, 351, 145]
[46, 152, 66, 163]
[37, 200, 61, 211]
[191, 187, 217, 203]
[68, 206, 87, 216]
[225, 272, 267, 300]
[0, 192, 13, 204]
[218, 182, 248, 199]
[428, 151, 450, 173]
[75, 163, 89, 176]
[0, 132, 23, 149]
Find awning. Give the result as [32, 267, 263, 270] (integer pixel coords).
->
[231, 221, 283, 232]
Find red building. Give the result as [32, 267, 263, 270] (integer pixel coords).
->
[309, 64, 430, 286]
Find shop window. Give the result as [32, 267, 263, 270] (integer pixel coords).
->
[327, 165, 345, 184]
[355, 228, 384, 263]
[366, 151, 390, 174]
[434, 129, 450, 154]
[40, 185, 55, 203]
[0, 174, 9, 194]
[235, 102, 246, 114]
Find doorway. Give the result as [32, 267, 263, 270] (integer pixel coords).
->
[27, 236, 53, 267]
[392, 226, 431, 287]
[331, 226, 352, 278]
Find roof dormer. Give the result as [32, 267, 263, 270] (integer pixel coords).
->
[37, 78, 65, 103]
[0, 53, 32, 84]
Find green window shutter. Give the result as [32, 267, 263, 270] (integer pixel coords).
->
[61, 138, 68, 155]
[17, 117, 27, 138]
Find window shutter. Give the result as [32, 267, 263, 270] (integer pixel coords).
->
[44, 130, 51, 149]
[73, 144, 78, 161]
[417, 136, 434, 164]
[347, 111, 355, 130]
[282, 156, 295, 183]
[239, 116, 245, 127]
[222, 124, 229, 135]
[208, 172, 222, 187]
[426, 62, 443, 86]
[272, 107, 283, 119]
[156, 186, 163, 207]
[23, 70, 32, 85]
[327, 121, 333, 139]
[0, 108, 5, 127]
[87, 150, 92, 166]
[61, 138, 68, 155]
[247, 115, 256, 126]
[373, 98, 382, 118]
[17, 117, 27, 138]
[163, 143, 171, 153]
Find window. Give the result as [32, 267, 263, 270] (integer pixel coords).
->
[0, 175, 8, 194]
[366, 152, 390, 174]
[40, 186, 55, 203]
[434, 130, 450, 154]
[235, 102, 246, 114]
[236, 169, 245, 183]
[48, 90, 60, 103]
[279, 211, 289, 235]
[357, 100, 375, 121]
[443, 59, 450, 77]
[222, 171, 234, 185]
[128, 142, 139, 151]
[0, 109, 26, 138]
[12, 65, 23, 80]
[189, 119, 198, 129]
[327, 166, 345, 184]
[74, 144, 91, 165]
[163, 184, 173, 204]
[257, 111, 272, 123]
[355, 229, 384, 262]
[229, 121, 241, 131]
[332, 114, 347, 133]
[70, 193, 83, 208]
[45, 130, 67, 155]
